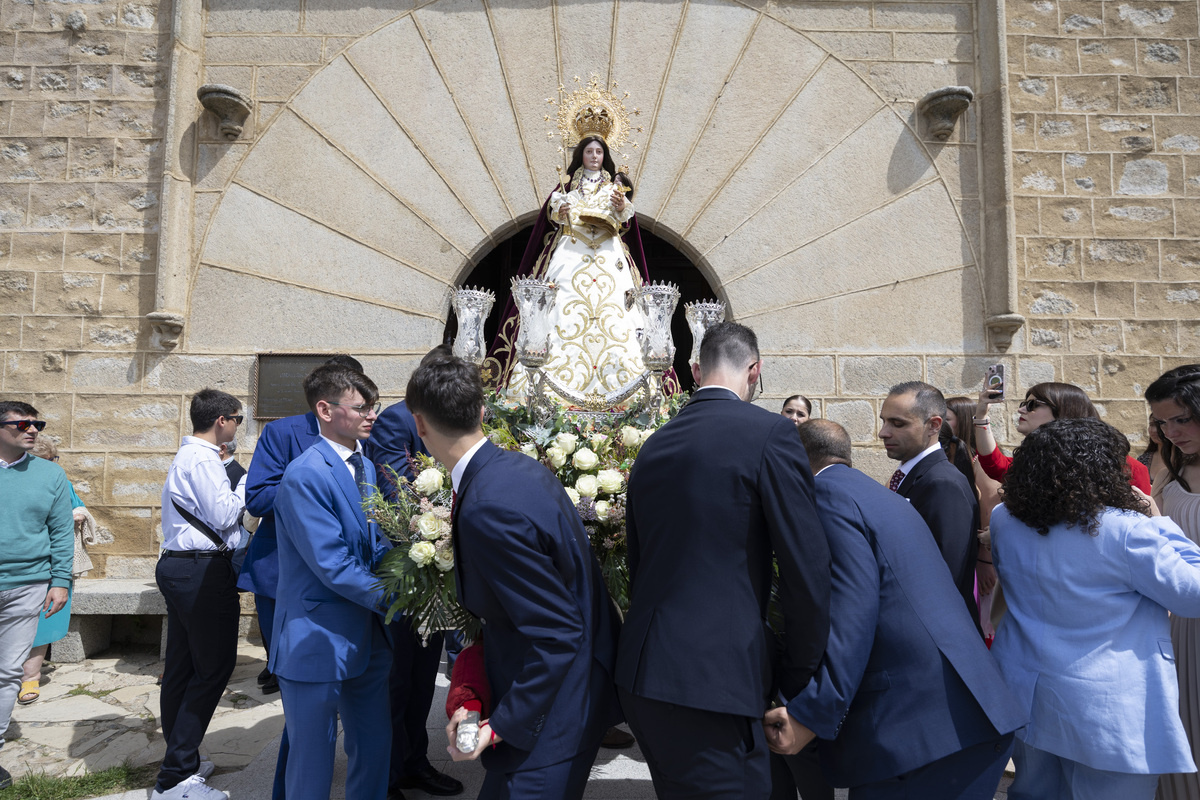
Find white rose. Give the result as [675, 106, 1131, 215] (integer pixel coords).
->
[547, 445, 568, 469]
[520, 443, 538, 458]
[564, 487, 581, 505]
[589, 432, 608, 451]
[594, 500, 611, 520]
[433, 549, 455, 573]
[413, 468, 444, 496]
[597, 469, 624, 494]
[408, 541, 436, 567]
[554, 432, 579, 454]
[416, 512, 448, 541]
[640, 427, 656, 445]
[620, 426, 641, 448]
[576, 474, 600, 498]
[573, 447, 599, 471]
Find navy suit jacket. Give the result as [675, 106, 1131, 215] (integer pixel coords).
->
[788, 464, 1024, 787]
[616, 389, 832, 716]
[364, 400, 429, 501]
[239, 412, 322, 596]
[452, 440, 621, 774]
[271, 439, 391, 682]
[896, 448, 981, 630]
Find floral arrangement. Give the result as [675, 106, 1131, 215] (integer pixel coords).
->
[370, 390, 686, 640]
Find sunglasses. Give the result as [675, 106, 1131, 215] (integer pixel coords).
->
[1018, 398, 1055, 413]
[0, 419, 46, 432]
[222, 415, 245, 425]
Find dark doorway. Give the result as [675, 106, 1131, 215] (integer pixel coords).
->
[445, 224, 719, 393]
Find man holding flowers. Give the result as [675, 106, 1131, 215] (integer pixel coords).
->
[406, 354, 621, 800]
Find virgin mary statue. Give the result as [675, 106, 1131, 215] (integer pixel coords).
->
[484, 84, 657, 407]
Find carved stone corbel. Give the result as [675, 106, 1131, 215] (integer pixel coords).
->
[198, 84, 253, 141]
[148, 311, 186, 348]
[986, 313, 1025, 352]
[918, 86, 974, 141]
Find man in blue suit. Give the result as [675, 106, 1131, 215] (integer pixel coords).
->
[243, 355, 361, 800]
[765, 420, 1025, 799]
[365, 344, 463, 799]
[407, 355, 621, 800]
[272, 364, 392, 800]
[617, 322, 832, 800]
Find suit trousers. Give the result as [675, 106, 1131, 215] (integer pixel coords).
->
[618, 686, 771, 800]
[0, 582, 48, 749]
[850, 733, 1014, 800]
[154, 554, 240, 792]
[1008, 739, 1157, 800]
[387, 623, 443, 784]
[278, 623, 392, 800]
[770, 742, 834, 800]
[478, 743, 600, 800]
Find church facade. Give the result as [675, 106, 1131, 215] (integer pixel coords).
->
[1, 0, 1196, 575]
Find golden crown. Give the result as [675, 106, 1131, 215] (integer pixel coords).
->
[546, 73, 641, 171]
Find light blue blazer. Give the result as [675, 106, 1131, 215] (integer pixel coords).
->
[991, 504, 1200, 774]
[270, 438, 391, 683]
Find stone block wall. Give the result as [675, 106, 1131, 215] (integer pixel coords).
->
[0, 0, 171, 576]
[1007, 0, 1200, 441]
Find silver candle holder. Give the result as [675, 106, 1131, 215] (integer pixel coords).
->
[510, 278, 558, 368]
[684, 300, 726, 366]
[636, 282, 681, 372]
[451, 286, 496, 366]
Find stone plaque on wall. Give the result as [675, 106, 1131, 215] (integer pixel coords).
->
[253, 354, 334, 420]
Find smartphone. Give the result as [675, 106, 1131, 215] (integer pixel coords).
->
[984, 364, 1005, 400]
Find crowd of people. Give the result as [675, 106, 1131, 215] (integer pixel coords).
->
[3, 328, 1200, 800]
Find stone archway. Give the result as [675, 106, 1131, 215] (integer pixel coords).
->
[184, 0, 988, 360]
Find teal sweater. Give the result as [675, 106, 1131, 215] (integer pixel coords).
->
[0, 455, 74, 590]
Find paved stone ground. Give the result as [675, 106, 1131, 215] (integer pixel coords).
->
[1, 643, 1011, 799]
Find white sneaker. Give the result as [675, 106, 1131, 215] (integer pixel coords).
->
[196, 759, 214, 779]
[150, 774, 228, 799]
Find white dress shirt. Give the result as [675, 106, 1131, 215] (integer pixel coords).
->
[451, 436, 489, 494]
[320, 434, 364, 479]
[894, 442, 943, 484]
[160, 436, 244, 551]
[0, 452, 28, 468]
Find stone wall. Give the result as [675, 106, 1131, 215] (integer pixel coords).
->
[0, 0, 169, 576]
[1007, 0, 1199, 441]
[1, 0, 1194, 572]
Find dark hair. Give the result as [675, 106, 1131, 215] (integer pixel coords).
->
[190, 389, 241, 433]
[945, 396, 978, 455]
[419, 343, 454, 368]
[1024, 382, 1098, 421]
[1001, 418, 1145, 536]
[698, 322, 759, 374]
[325, 354, 363, 373]
[0, 400, 38, 420]
[406, 355, 484, 435]
[565, 136, 635, 198]
[939, 421, 977, 491]
[1144, 364, 1200, 492]
[303, 365, 379, 411]
[888, 381, 947, 422]
[797, 419, 851, 467]
[783, 394, 812, 414]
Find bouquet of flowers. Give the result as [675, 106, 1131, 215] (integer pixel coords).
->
[484, 392, 686, 610]
[368, 455, 481, 643]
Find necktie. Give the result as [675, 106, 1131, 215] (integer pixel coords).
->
[347, 452, 368, 501]
[888, 468, 905, 492]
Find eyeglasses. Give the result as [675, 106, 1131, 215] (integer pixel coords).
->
[329, 401, 381, 417]
[1018, 398, 1055, 413]
[0, 419, 46, 432]
[222, 415, 245, 425]
[749, 362, 764, 401]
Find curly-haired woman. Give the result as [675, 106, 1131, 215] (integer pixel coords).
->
[1146, 364, 1200, 800]
[990, 418, 1200, 800]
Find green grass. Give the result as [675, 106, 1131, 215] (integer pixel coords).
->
[0, 764, 157, 800]
[65, 684, 115, 699]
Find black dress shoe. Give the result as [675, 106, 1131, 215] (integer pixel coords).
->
[256, 667, 272, 686]
[386, 787, 407, 800]
[600, 726, 636, 748]
[261, 674, 280, 695]
[397, 766, 464, 796]
[0, 764, 12, 790]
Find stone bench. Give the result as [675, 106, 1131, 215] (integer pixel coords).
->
[58, 579, 168, 663]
